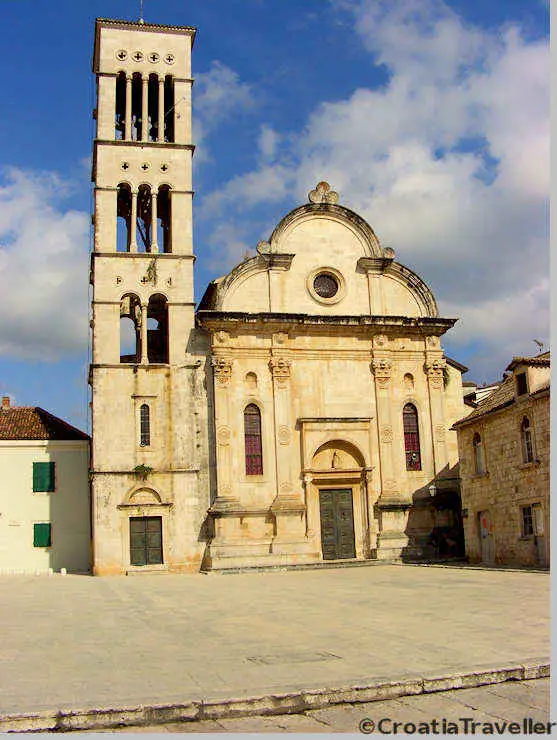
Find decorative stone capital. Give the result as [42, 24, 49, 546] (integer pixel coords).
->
[269, 357, 291, 387]
[212, 357, 233, 387]
[214, 330, 229, 345]
[303, 473, 313, 486]
[425, 358, 446, 388]
[371, 357, 393, 387]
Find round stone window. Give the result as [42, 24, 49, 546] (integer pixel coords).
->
[313, 272, 339, 299]
[306, 266, 346, 305]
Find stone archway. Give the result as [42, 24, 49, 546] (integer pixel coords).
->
[307, 440, 370, 561]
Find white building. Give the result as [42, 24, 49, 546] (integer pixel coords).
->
[0, 397, 90, 574]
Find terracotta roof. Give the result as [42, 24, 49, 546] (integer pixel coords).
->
[453, 376, 516, 427]
[506, 352, 550, 371]
[0, 407, 89, 441]
[453, 371, 550, 428]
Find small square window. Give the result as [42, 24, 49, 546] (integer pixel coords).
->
[33, 462, 55, 492]
[33, 523, 52, 548]
[516, 372, 528, 396]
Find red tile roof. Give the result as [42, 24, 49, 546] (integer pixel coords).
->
[506, 351, 550, 371]
[0, 407, 89, 441]
[453, 372, 550, 429]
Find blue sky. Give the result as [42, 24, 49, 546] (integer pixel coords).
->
[0, 0, 549, 431]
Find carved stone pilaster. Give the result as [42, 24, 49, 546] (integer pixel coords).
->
[212, 357, 233, 387]
[371, 358, 393, 388]
[269, 357, 291, 388]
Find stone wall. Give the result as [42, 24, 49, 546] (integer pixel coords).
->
[457, 388, 549, 567]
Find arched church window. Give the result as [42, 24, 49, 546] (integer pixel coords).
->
[521, 417, 534, 463]
[473, 432, 485, 474]
[139, 404, 151, 447]
[403, 403, 421, 470]
[244, 404, 263, 475]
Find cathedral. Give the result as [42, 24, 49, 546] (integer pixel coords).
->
[90, 18, 468, 575]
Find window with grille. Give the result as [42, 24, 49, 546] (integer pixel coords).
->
[521, 416, 534, 463]
[140, 404, 150, 447]
[244, 404, 263, 475]
[33, 462, 55, 492]
[473, 433, 485, 474]
[403, 404, 421, 470]
[33, 523, 52, 548]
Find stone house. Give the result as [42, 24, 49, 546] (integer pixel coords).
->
[452, 353, 550, 567]
[0, 397, 90, 574]
[89, 17, 469, 574]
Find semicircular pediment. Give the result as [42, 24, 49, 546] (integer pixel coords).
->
[124, 487, 163, 506]
[312, 439, 366, 470]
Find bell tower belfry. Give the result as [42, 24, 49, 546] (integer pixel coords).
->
[89, 18, 209, 574]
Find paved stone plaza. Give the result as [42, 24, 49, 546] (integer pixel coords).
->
[0, 564, 549, 725]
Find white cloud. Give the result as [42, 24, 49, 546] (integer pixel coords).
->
[258, 125, 282, 162]
[0, 168, 89, 360]
[197, 0, 548, 381]
[193, 61, 254, 161]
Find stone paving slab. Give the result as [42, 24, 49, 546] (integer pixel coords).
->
[0, 564, 549, 731]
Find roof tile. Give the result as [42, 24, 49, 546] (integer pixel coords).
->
[0, 407, 89, 441]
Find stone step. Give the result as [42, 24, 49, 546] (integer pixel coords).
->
[201, 558, 392, 575]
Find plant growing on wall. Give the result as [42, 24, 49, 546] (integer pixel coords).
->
[133, 464, 153, 481]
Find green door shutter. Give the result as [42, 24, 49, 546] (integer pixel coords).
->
[33, 523, 52, 547]
[33, 462, 55, 492]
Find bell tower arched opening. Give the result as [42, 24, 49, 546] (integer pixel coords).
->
[119, 293, 141, 363]
[147, 294, 168, 364]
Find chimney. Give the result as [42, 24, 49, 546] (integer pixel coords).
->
[1, 396, 10, 410]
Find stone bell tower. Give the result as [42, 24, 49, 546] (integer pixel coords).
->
[89, 18, 210, 574]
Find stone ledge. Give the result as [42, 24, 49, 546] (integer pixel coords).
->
[0, 659, 549, 733]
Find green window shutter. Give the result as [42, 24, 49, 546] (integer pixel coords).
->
[32, 462, 55, 492]
[33, 523, 52, 548]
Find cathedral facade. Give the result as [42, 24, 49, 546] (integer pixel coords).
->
[90, 18, 468, 575]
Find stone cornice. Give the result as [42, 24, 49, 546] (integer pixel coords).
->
[196, 311, 457, 334]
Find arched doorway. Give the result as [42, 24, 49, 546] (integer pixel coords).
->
[310, 440, 367, 561]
